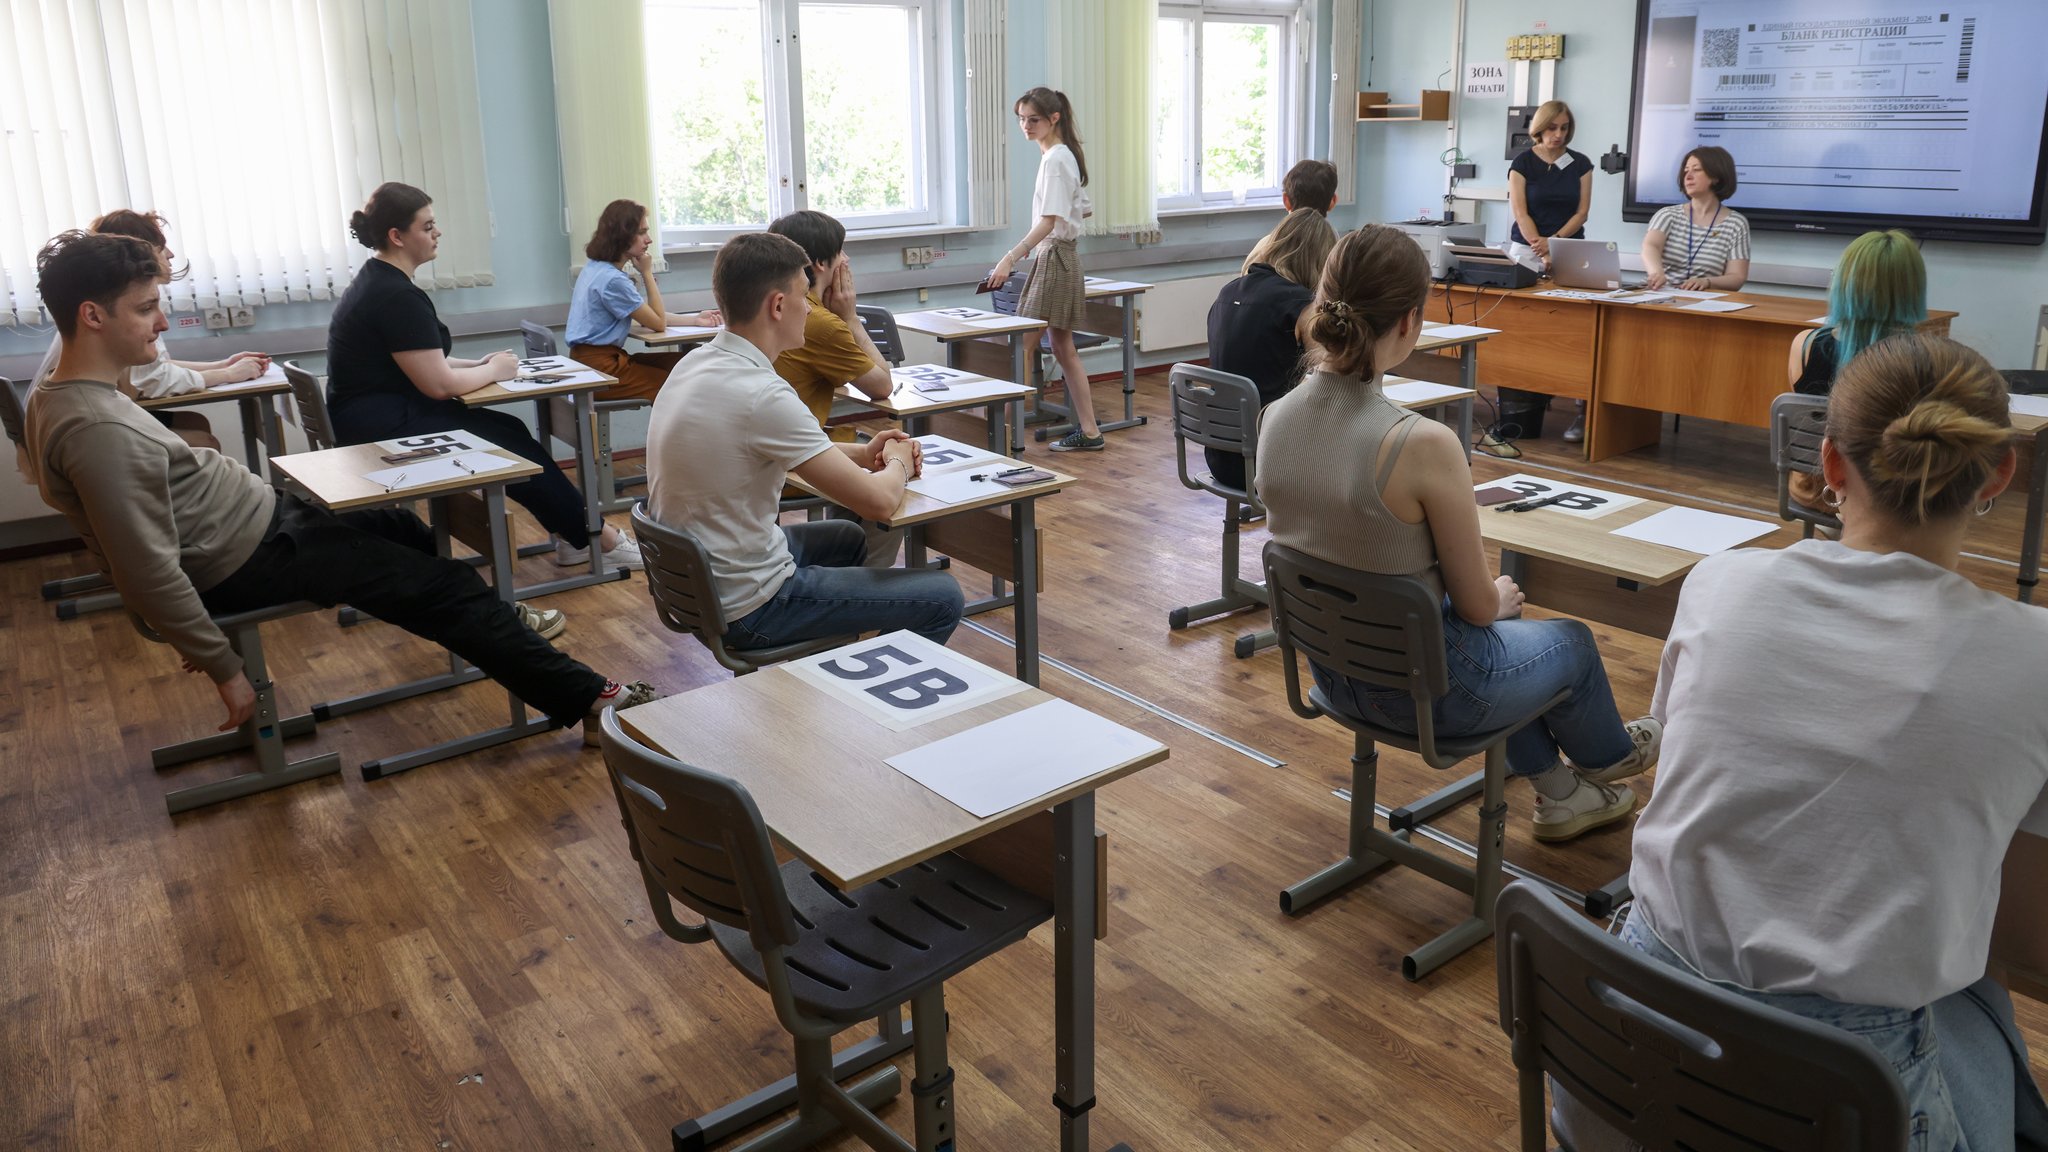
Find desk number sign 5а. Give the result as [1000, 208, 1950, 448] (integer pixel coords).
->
[784, 631, 1028, 731]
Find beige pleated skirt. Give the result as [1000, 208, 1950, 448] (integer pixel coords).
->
[1017, 237, 1086, 332]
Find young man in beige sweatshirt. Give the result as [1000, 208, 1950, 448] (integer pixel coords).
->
[22, 230, 651, 741]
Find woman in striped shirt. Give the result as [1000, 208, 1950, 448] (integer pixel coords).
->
[1641, 146, 1751, 292]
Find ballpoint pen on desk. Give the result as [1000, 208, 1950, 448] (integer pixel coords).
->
[1496, 492, 1572, 513]
[969, 465, 1036, 481]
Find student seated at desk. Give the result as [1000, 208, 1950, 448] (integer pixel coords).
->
[21, 231, 651, 744]
[325, 182, 642, 574]
[1786, 230, 1928, 511]
[1640, 146, 1750, 292]
[34, 210, 275, 455]
[1203, 206, 1335, 492]
[767, 209, 902, 568]
[565, 198, 721, 403]
[1281, 159, 1339, 216]
[1591, 333, 2048, 1151]
[645, 233, 963, 650]
[1257, 224, 1659, 842]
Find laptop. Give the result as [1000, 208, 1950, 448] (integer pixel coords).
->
[1548, 238, 1645, 291]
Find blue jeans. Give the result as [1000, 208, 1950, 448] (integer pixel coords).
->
[1558, 912, 2048, 1151]
[726, 520, 964, 650]
[1310, 606, 1632, 776]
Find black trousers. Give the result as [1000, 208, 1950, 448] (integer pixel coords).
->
[201, 494, 608, 728]
[330, 394, 593, 548]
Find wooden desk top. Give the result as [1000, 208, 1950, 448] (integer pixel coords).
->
[271, 440, 540, 512]
[1083, 277, 1153, 297]
[2011, 408, 2046, 436]
[618, 665, 1167, 890]
[1481, 494, 1784, 587]
[841, 366, 1034, 418]
[628, 324, 720, 348]
[1415, 323, 1494, 351]
[787, 461, 1076, 529]
[1384, 376, 1478, 409]
[462, 358, 617, 406]
[894, 308, 1048, 341]
[137, 377, 290, 410]
[1446, 281, 1958, 330]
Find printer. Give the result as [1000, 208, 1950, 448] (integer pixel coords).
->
[1387, 219, 1484, 280]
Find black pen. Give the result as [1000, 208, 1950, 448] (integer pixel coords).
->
[970, 465, 1035, 481]
[1497, 492, 1571, 513]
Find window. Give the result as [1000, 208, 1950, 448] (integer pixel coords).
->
[645, 0, 939, 242]
[1155, 4, 1305, 210]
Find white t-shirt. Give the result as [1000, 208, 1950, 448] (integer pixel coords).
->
[1032, 144, 1090, 242]
[645, 331, 834, 621]
[1630, 539, 2048, 1009]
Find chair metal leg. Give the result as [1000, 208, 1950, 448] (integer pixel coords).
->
[1402, 746, 1510, 981]
[1281, 738, 1395, 914]
[1389, 769, 1484, 832]
[41, 571, 110, 599]
[671, 1011, 912, 1152]
[908, 985, 954, 1152]
[54, 588, 123, 620]
[1167, 500, 1269, 648]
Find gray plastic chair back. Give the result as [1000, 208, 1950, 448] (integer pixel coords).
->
[989, 270, 1030, 316]
[0, 376, 26, 446]
[1169, 363, 1260, 499]
[1495, 882, 1909, 1151]
[853, 305, 905, 366]
[1264, 541, 1461, 760]
[631, 502, 851, 674]
[520, 321, 558, 358]
[1770, 392, 1838, 535]
[598, 711, 801, 958]
[279, 361, 336, 451]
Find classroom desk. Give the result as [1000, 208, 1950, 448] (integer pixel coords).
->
[1384, 376, 1479, 459]
[1434, 283, 1956, 462]
[462, 358, 631, 598]
[626, 323, 719, 349]
[895, 308, 1049, 455]
[787, 457, 1075, 686]
[268, 438, 561, 780]
[1022, 277, 1157, 442]
[2014, 408, 2046, 604]
[838, 364, 1034, 451]
[138, 372, 290, 478]
[1399, 322, 1493, 414]
[618, 659, 1168, 1152]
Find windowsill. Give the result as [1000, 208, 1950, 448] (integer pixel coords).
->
[662, 221, 1004, 258]
[1158, 199, 1290, 219]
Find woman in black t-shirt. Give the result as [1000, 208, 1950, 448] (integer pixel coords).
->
[327, 183, 640, 571]
[1507, 100, 1593, 269]
[1204, 207, 1336, 491]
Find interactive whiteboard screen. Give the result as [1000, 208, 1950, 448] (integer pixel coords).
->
[1624, 0, 2048, 243]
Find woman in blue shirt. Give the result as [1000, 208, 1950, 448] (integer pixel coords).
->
[1507, 101, 1593, 270]
[565, 199, 721, 403]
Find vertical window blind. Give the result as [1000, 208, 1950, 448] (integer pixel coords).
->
[0, 0, 493, 327]
[1045, 0, 1155, 236]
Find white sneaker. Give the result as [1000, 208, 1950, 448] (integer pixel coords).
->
[554, 535, 645, 571]
[553, 538, 590, 566]
[1532, 777, 1638, 842]
[1579, 717, 1662, 785]
[515, 602, 567, 640]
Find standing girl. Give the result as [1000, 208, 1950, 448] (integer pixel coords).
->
[987, 87, 1100, 451]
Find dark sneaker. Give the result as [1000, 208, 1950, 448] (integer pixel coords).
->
[1048, 431, 1105, 452]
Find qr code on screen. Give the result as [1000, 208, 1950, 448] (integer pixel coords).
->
[1700, 27, 1739, 68]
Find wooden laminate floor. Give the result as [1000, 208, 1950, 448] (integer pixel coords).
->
[3, 375, 2042, 1150]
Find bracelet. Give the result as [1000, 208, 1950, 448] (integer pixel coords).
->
[889, 456, 910, 479]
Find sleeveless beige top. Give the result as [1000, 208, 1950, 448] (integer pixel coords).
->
[1254, 370, 1443, 601]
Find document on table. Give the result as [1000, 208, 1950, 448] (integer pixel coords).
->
[886, 364, 1026, 403]
[203, 364, 286, 393]
[361, 452, 520, 493]
[1661, 289, 1728, 299]
[1384, 378, 1472, 406]
[885, 698, 1163, 817]
[1611, 507, 1776, 554]
[1420, 323, 1501, 340]
[1602, 290, 1678, 305]
[1676, 300, 1752, 313]
[2011, 394, 2048, 419]
[655, 324, 719, 340]
[1532, 288, 1607, 300]
[503, 354, 608, 391]
[905, 468, 1014, 504]
[784, 631, 1030, 732]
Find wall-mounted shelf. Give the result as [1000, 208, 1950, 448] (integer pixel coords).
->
[1357, 90, 1451, 122]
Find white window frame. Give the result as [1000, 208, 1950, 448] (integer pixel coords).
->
[1156, 1, 1307, 213]
[648, 0, 942, 247]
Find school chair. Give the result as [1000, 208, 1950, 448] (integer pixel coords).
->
[1165, 364, 1274, 658]
[854, 305, 907, 366]
[521, 319, 646, 516]
[1495, 881, 1909, 1151]
[1266, 541, 1567, 980]
[1769, 393, 1839, 538]
[597, 708, 1051, 1152]
[130, 602, 341, 814]
[631, 503, 855, 675]
[0, 375, 123, 621]
[280, 360, 337, 450]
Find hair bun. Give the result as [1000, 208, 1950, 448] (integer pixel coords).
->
[347, 210, 372, 247]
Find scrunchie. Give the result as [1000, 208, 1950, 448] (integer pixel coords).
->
[1319, 298, 1354, 333]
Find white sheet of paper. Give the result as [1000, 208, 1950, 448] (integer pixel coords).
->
[885, 698, 1161, 817]
[1480, 472, 1644, 519]
[905, 469, 1007, 504]
[1806, 316, 1830, 325]
[1677, 300, 1752, 313]
[892, 364, 975, 387]
[1602, 291, 1677, 305]
[1383, 378, 1471, 407]
[1611, 507, 1777, 554]
[783, 631, 1030, 732]
[1532, 288, 1606, 300]
[913, 434, 1006, 475]
[928, 307, 1004, 322]
[659, 324, 719, 339]
[1661, 289, 1728, 299]
[962, 315, 1030, 330]
[2009, 394, 2048, 418]
[1421, 323, 1500, 341]
[361, 451, 519, 492]
[205, 364, 287, 393]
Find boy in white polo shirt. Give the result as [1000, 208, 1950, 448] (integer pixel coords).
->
[644, 233, 963, 649]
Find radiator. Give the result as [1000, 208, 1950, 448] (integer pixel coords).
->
[1136, 273, 1234, 352]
